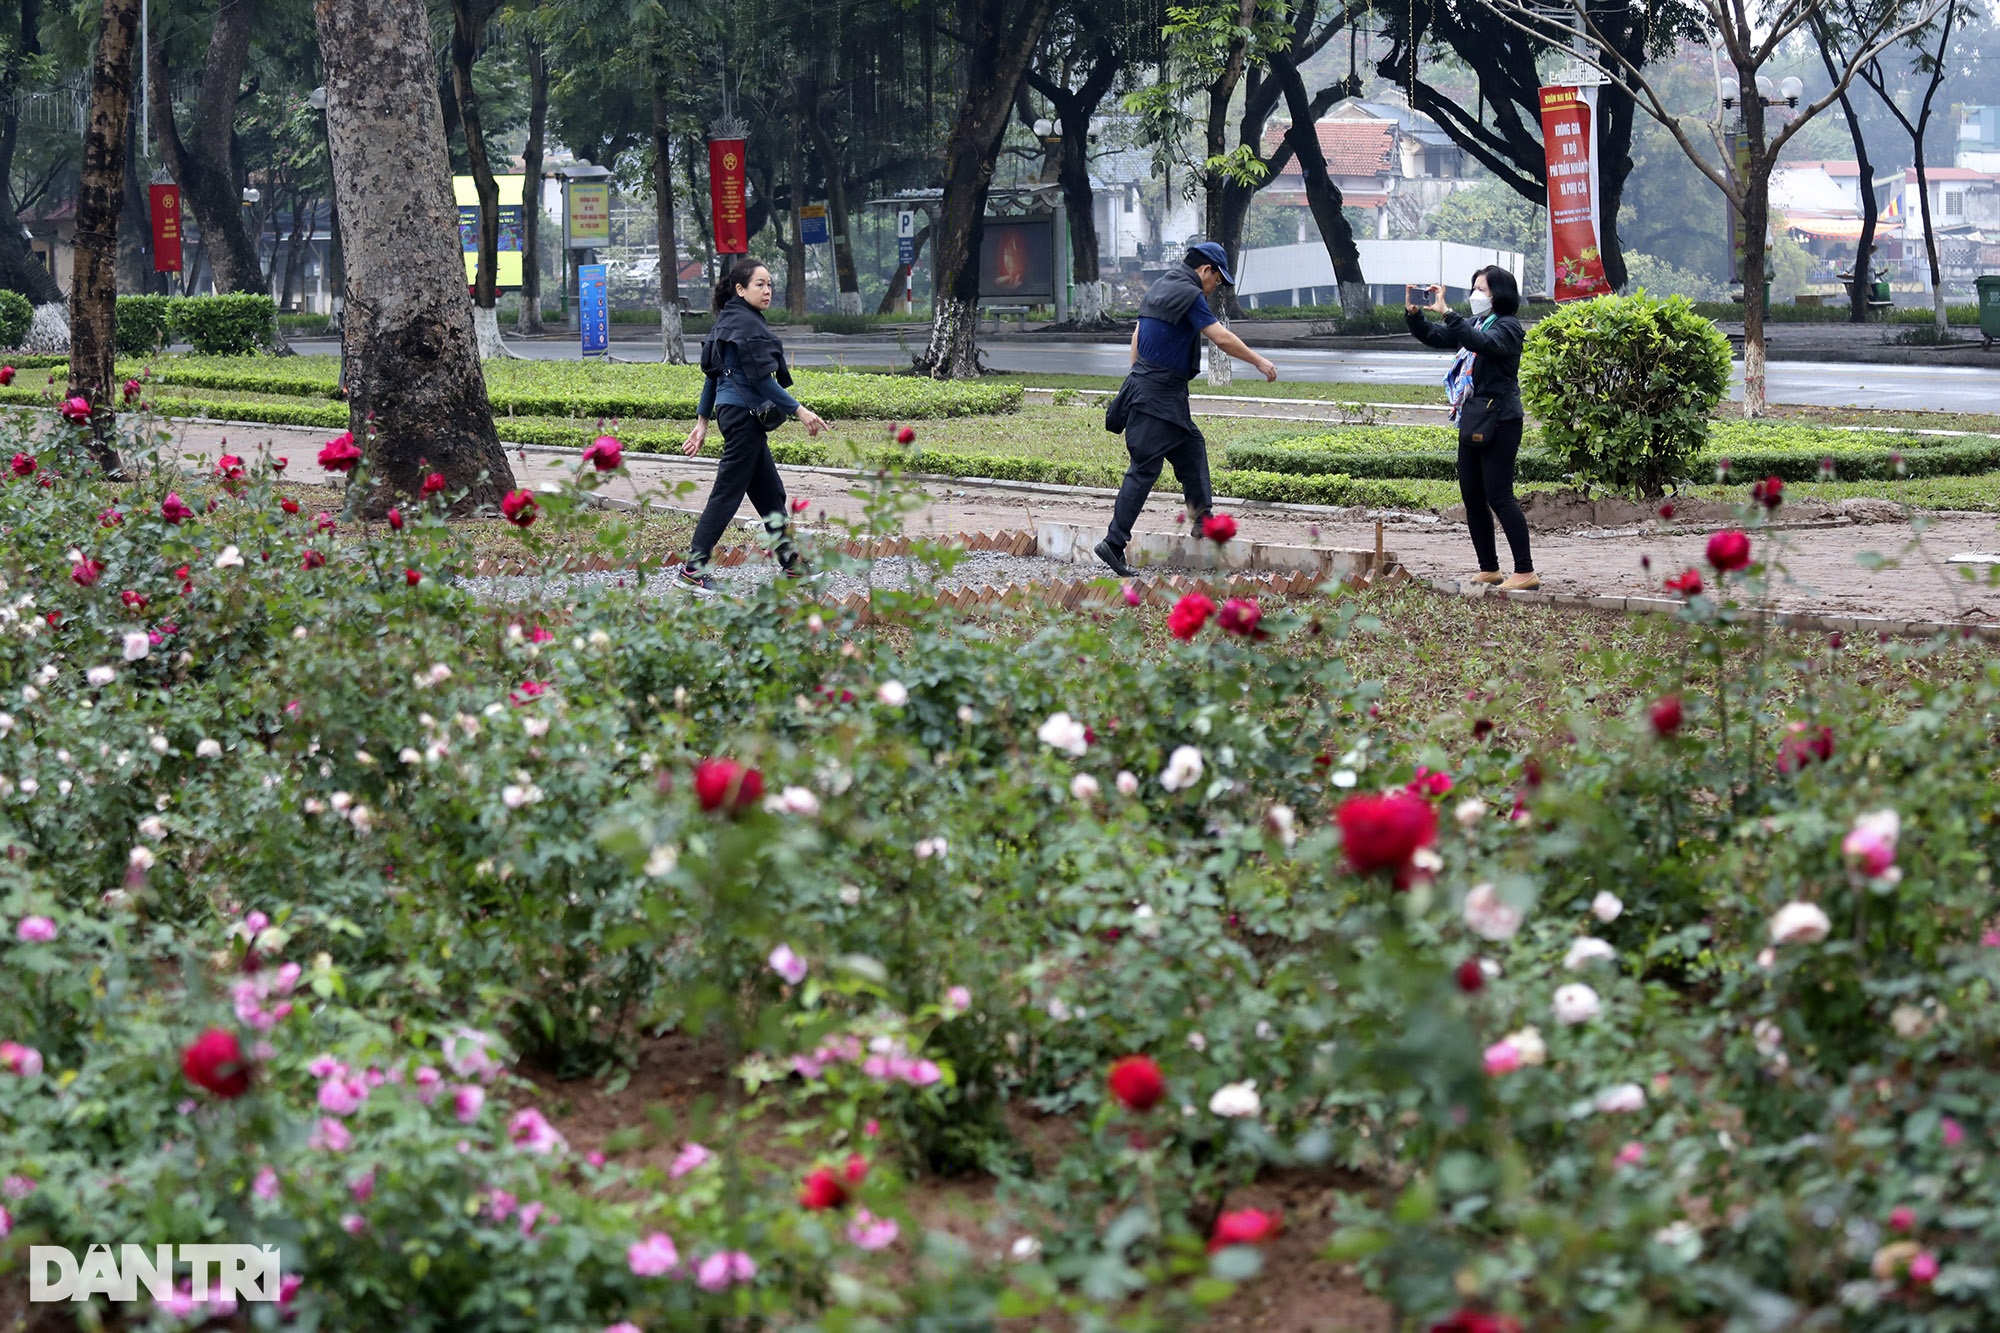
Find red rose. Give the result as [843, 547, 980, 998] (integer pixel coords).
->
[1167, 592, 1215, 641]
[301, 549, 327, 571]
[315, 511, 337, 534]
[59, 395, 90, 422]
[1750, 476, 1784, 511]
[1455, 958, 1486, 993]
[271, 456, 288, 472]
[790, 497, 809, 513]
[1650, 695, 1683, 737]
[122, 378, 142, 402]
[693, 758, 763, 813]
[120, 590, 148, 612]
[1208, 1208, 1280, 1253]
[160, 493, 194, 525]
[511, 679, 549, 705]
[1405, 767, 1453, 798]
[8, 452, 33, 478]
[843, 1153, 870, 1186]
[280, 498, 300, 515]
[1706, 529, 1751, 572]
[1777, 722, 1835, 773]
[895, 426, 916, 444]
[1201, 513, 1238, 543]
[799, 1167, 849, 1210]
[0, 365, 14, 385]
[1335, 791, 1438, 879]
[215, 454, 245, 481]
[181, 1028, 251, 1099]
[386, 507, 404, 532]
[1657, 501, 1675, 520]
[581, 435, 623, 472]
[1663, 568, 1704, 597]
[422, 472, 447, 496]
[1429, 1312, 1522, 1333]
[98, 507, 122, 527]
[1217, 597, 1262, 638]
[70, 558, 102, 587]
[1106, 1054, 1166, 1111]
[501, 489, 539, 528]
[405, 568, 421, 586]
[318, 431, 362, 474]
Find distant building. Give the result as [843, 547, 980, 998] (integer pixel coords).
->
[1261, 94, 1478, 241]
[1959, 106, 2000, 174]
[1769, 159, 1999, 297]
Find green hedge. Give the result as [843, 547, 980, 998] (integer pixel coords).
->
[168, 294, 277, 355]
[0, 290, 30, 349]
[116, 295, 175, 354]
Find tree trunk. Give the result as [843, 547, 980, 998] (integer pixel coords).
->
[1593, 84, 1635, 293]
[119, 103, 151, 293]
[1028, 46, 1122, 330]
[67, 0, 139, 476]
[0, 0, 64, 306]
[451, 0, 505, 358]
[915, 0, 1058, 378]
[1738, 75, 1771, 419]
[516, 35, 547, 335]
[879, 223, 930, 313]
[1813, 14, 1876, 325]
[1276, 53, 1367, 318]
[800, 74, 861, 315]
[651, 57, 685, 363]
[146, 0, 264, 295]
[314, 0, 512, 512]
[281, 194, 313, 311]
[1201, 0, 1257, 249]
[785, 98, 810, 317]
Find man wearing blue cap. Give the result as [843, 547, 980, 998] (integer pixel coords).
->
[1096, 241, 1277, 577]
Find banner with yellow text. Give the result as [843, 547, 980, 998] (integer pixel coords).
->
[1540, 86, 1611, 301]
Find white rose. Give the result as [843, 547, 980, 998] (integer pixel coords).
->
[329, 791, 352, 813]
[1035, 712, 1089, 758]
[1768, 901, 1831, 945]
[399, 748, 423, 766]
[644, 844, 679, 879]
[1504, 1026, 1547, 1066]
[1266, 803, 1296, 847]
[1454, 797, 1488, 828]
[523, 716, 550, 738]
[196, 739, 222, 759]
[1208, 1080, 1261, 1118]
[137, 816, 165, 839]
[122, 631, 150, 661]
[20, 686, 36, 704]
[1010, 1236, 1042, 1261]
[1751, 1019, 1784, 1057]
[763, 786, 821, 817]
[1115, 770, 1139, 796]
[148, 734, 167, 754]
[128, 845, 156, 870]
[1552, 982, 1602, 1026]
[916, 837, 948, 860]
[1462, 882, 1523, 942]
[1159, 745, 1204, 793]
[876, 680, 909, 707]
[348, 805, 373, 835]
[501, 784, 541, 810]
[1564, 937, 1617, 970]
[1070, 773, 1100, 802]
[0, 713, 12, 737]
[86, 666, 115, 687]
[214, 545, 245, 569]
[1590, 891, 1623, 923]
[1593, 1082, 1646, 1114]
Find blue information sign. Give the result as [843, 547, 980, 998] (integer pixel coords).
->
[579, 263, 609, 356]
[898, 235, 915, 267]
[800, 204, 829, 246]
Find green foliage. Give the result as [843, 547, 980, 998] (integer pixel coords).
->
[1618, 251, 1731, 303]
[1424, 178, 1546, 280]
[1520, 291, 1732, 497]
[0, 288, 31, 349]
[166, 294, 278, 356]
[114, 295, 176, 354]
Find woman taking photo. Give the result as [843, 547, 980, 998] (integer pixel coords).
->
[1406, 266, 1537, 590]
[677, 259, 827, 594]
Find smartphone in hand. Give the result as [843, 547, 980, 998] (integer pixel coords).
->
[1405, 284, 1433, 307]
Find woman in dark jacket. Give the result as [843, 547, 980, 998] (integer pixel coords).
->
[1406, 266, 1537, 590]
[676, 258, 828, 594]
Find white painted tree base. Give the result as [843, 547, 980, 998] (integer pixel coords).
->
[472, 305, 516, 360]
[1206, 321, 1232, 386]
[1072, 281, 1109, 326]
[23, 304, 69, 354]
[661, 302, 686, 365]
[836, 291, 863, 316]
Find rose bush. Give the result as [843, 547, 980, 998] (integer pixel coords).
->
[0, 411, 1996, 1330]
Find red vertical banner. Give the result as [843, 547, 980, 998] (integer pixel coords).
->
[149, 183, 183, 273]
[1539, 86, 1610, 301]
[709, 139, 748, 255]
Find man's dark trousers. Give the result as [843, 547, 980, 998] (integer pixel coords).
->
[1105, 410, 1212, 553]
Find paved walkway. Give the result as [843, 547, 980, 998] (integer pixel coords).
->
[157, 418, 2000, 626]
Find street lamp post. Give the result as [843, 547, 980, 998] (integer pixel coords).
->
[1718, 74, 1803, 305]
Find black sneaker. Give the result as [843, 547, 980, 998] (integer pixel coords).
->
[778, 546, 812, 579]
[1094, 540, 1136, 578]
[674, 564, 718, 596]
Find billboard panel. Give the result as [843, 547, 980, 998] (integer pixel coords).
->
[454, 174, 526, 289]
[978, 217, 1055, 302]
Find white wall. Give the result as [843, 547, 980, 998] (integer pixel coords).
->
[1234, 239, 1527, 300]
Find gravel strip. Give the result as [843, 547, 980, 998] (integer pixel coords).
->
[459, 551, 1091, 604]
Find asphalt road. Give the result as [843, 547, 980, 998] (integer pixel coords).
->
[291, 337, 2000, 413]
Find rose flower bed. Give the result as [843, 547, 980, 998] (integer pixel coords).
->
[1, 411, 1998, 1331]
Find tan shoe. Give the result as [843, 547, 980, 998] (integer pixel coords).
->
[1498, 572, 1541, 591]
[1468, 571, 1506, 585]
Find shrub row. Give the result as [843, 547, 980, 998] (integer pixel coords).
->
[0, 288, 30, 347]
[115, 294, 277, 355]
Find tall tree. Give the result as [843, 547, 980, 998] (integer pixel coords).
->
[517, 27, 548, 334]
[650, 53, 686, 359]
[146, 0, 266, 296]
[68, 0, 141, 476]
[0, 0, 64, 306]
[799, 71, 862, 315]
[1852, 0, 1959, 334]
[1270, 36, 1367, 314]
[314, 0, 513, 510]
[915, 0, 1059, 377]
[1480, 0, 1941, 414]
[1024, 27, 1130, 326]
[452, 0, 509, 357]
[1809, 10, 1881, 324]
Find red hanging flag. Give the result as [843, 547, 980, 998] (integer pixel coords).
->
[150, 183, 183, 274]
[1539, 87, 1611, 302]
[710, 139, 748, 256]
